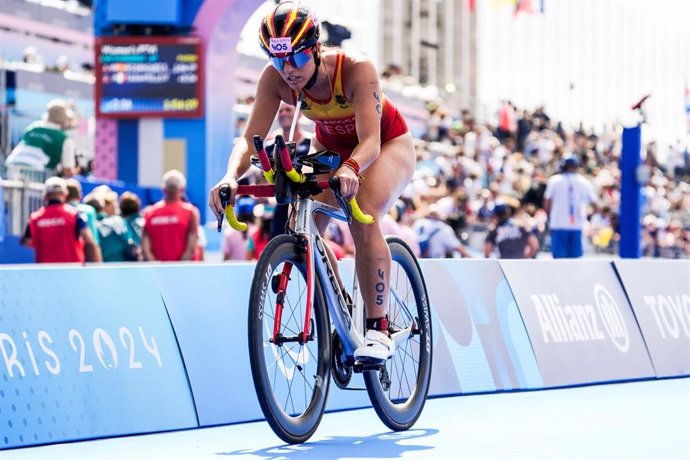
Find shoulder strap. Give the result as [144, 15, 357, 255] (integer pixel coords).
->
[333, 52, 345, 96]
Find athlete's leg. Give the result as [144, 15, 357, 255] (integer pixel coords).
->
[310, 134, 415, 321]
[349, 132, 415, 320]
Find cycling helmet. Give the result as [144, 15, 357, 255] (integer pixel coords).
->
[259, 1, 321, 58]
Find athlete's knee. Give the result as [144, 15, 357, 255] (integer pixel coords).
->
[351, 222, 385, 247]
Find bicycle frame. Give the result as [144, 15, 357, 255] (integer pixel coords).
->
[276, 195, 416, 359]
[294, 197, 364, 357]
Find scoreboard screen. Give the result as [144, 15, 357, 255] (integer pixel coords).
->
[95, 36, 203, 118]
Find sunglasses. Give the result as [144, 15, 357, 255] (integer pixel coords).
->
[270, 48, 312, 71]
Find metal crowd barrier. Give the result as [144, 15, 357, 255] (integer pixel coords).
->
[0, 177, 45, 236]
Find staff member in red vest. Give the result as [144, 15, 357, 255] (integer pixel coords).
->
[22, 177, 102, 263]
[142, 170, 199, 262]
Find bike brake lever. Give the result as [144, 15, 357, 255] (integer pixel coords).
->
[328, 177, 352, 224]
[218, 185, 230, 232]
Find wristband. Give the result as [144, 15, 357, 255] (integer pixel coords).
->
[342, 158, 360, 176]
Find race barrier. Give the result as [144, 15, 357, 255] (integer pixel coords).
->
[420, 259, 543, 395]
[613, 260, 690, 377]
[500, 260, 655, 387]
[0, 259, 687, 449]
[0, 267, 197, 449]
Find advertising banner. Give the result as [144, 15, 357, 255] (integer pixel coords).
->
[0, 267, 197, 449]
[614, 260, 690, 377]
[157, 263, 371, 427]
[154, 264, 268, 426]
[500, 260, 655, 387]
[159, 259, 544, 427]
[420, 259, 543, 395]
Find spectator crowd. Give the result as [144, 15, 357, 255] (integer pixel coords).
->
[21, 170, 208, 264]
[13, 101, 690, 264]
[219, 100, 689, 261]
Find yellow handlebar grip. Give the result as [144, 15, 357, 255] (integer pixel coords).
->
[349, 198, 374, 224]
[225, 205, 248, 231]
[263, 170, 275, 184]
[285, 168, 307, 183]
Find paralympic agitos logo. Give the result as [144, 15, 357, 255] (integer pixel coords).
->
[530, 284, 630, 353]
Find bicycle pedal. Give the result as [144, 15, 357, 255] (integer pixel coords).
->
[353, 359, 385, 372]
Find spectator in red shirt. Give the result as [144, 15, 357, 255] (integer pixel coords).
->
[246, 203, 274, 261]
[21, 177, 101, 263]
[142, 170, 199, 262]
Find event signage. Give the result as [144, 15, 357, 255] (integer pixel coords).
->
[0, 268, 197, 449]
[419, 259, 543, 394]
[95, 36, 203, 118]
[500, 260, 654, 387]
[614, 260, 690, 376]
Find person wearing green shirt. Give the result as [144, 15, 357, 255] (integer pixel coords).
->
[97, 192, 143, 262]
[65, 179, 99, 244]
[5, 99, 78, 178]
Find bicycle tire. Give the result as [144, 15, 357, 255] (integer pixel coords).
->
[248, 234, 331, 444]
[363, 236, 433, 431]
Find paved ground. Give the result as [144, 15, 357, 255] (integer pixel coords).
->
[4, 378, 689, 460]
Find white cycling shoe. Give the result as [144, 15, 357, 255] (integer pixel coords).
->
[354, 329, 395, 363]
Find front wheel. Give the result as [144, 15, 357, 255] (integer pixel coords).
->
[248, 234, 331, 444]
[364, 236, 433, 431]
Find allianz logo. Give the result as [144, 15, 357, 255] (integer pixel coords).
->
[530, 284, 630, 353]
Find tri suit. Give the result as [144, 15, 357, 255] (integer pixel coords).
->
[292, 52, 408, 160]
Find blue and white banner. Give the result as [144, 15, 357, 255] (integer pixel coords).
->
[500, 260, 655, 387]
[614, 260, 690, 377]
[0, 267, 197, 449]
[0, 185, 5, 242]
[420, 259, 543, 394]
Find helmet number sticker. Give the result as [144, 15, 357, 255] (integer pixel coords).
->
[269, 37, 293, 54]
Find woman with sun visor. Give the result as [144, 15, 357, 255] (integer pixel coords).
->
[209, 1, 415, 362]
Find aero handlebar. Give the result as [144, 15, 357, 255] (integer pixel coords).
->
[218, 137, 374, 231]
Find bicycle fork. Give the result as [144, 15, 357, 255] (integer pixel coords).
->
[269, 238, 315, 346]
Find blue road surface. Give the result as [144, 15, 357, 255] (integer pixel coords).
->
[4, 378, 689, 460]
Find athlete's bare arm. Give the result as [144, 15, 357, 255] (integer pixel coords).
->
[335, 56, 384, 199]
[209, 66, 285, 213]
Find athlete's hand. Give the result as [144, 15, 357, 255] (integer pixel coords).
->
[335, 166, 359, 201]
[209, 176, 239, 220]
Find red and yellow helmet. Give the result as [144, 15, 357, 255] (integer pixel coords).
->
[259, 1, 321, 58]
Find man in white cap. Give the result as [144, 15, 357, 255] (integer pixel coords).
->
[21, 177, 101, 263]
[5, 99, 78, 179]
[141, 170, 199, 261]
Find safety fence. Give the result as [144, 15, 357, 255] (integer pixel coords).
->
[0, 259, 687, 449]
[0, 178, 46, 237]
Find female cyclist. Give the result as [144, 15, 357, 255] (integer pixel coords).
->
[209, 1, 415, 362]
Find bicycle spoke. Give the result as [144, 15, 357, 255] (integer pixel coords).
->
[302, 346, 308, 411]
[391, 352, 405, 399]
[389, 284, 415, 324]
[283, 273, 305, 335]
[278, 341, 317, 394]
[307, 339, 319, 362]
[399, 344, 415, 398]
[282, 346, 298, 415]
